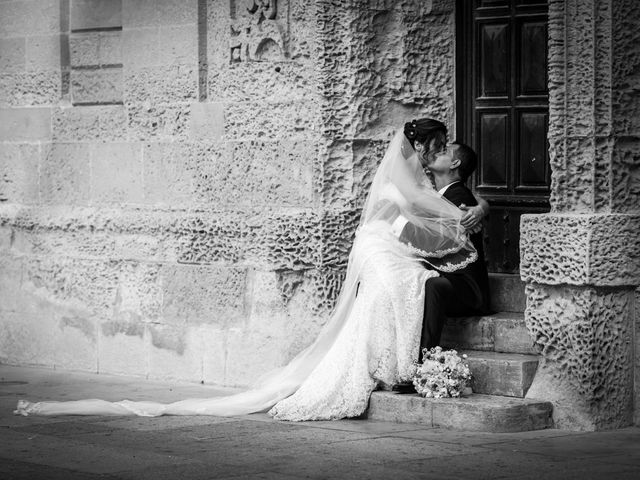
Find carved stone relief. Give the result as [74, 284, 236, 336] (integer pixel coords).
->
[230, 0, 288, 62]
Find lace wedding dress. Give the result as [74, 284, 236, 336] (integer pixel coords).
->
[15, 131, 476, 420]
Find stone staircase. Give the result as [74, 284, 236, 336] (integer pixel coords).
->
[366, 274, 553, 432]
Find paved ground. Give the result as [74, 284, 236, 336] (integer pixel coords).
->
[1, 365, 638, 480]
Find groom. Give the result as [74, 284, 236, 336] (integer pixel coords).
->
[420, 142, 491, 357]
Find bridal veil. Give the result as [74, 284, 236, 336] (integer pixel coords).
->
[15, 131, 476, 417]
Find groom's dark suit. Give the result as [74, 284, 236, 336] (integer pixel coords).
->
[418, 181, 490, 354]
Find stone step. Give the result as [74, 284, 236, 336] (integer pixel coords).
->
[440, 312, 537, 355]
[489, 273, 526, 313]
[462, 350, 538, 398]
[367, 391, 553, 432]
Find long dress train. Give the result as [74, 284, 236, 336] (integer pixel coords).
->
[14, 131, 475, 420]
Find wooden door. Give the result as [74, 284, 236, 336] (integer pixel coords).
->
[456, 0, 550, 274]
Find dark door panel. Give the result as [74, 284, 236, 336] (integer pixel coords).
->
[457, 0, 549, 274]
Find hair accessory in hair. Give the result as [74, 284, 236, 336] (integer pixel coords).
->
[404, 121, 417, 140]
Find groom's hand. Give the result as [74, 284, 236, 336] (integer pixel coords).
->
[460, 204, 483, 234]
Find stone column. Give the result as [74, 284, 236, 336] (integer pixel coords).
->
[520, 0, 640, 430]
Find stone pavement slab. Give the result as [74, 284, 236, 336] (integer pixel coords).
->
[1, 365, 639, 480]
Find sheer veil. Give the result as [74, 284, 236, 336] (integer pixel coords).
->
[14, 131, 476, 418]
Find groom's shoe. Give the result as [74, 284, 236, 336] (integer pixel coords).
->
[391, 382, 416, 394]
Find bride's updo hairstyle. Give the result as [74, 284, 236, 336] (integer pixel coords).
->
[403, 118, 447, 151]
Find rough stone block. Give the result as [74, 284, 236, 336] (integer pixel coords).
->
[0, 0, 59, 37]
[123, 0, 197, 27]
[188, 102, 224, 142]
[98, 319, 148, 377]
[296, 268, 346, 315]
[70, 32, 99, 67]
[127, 103, 190, 141]
[23, 257, 121, 316]
[611, 138, 640, 213]
[26, 35, 60, 70]
[192, 139, 314, 207]
[525, 284, 634, 429]
[147, 324, 203, 382]
[0, 261, 98, 370]
[612, 0, 640, 136]
[113, 233, 162, 261]
[200, 326, 227, 386]
[521, 213, 640, 286]
[440, 316, 495, 352]
[493, 315, 537, 355]
[0, 143, 40, 204]
[142, 141, 198, 206]
[0, 252, 25, 313]
[0, 71, 60, 107]
[223, 323, 290, 388]
[351, 139, 387, 207]
[246, 211, 322, 270]
[463, 350, 539, 398]
[221, 270, 309, 387]
[53, 105, 127, 141]
[224, 101, 317, 141]
[0, 107, 51, 141]
[367, 391, 553, 433]
[122, 24, 196, 67]
[113, 261, 162, 322]
[158, 24, 198, 65]
[124, 65, 197, 105]
[208, 62, 316, 102]
[90, 142, 143, 204]
[320, 140, 355, 208]
[121, 27, 160, 67]
[0, 37, 26, 73]
[70, 0, 122, 31]
[70, 31, 122, 67]
[564, 0, 596, 138]
[0, 312, 57, 368]
[319, 208, 360, 269]
[635, 287, 640, 426]
[160, 264, 248, 328]
[71, 67, 123, 105]
[175, 210, 246, 264]
[40, 142, 90, 205]
[54, 314, 98, 371]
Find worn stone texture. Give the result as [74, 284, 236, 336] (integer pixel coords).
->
[520, 213, 640, 287]
[52, 105, 128, 141]
[635, 287, 640, 426]
[525, 284, 634, 430]
[70, 31, 122, 67]
[71, 68, 124, 105]
[0, 143, 40, 204]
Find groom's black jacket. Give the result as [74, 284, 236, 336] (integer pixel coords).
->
[439, 182, 490, 314]
[399, 181, 491, 315]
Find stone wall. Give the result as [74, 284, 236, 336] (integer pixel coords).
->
[521, 0, 640, 430]
[0, 0, 456, 387]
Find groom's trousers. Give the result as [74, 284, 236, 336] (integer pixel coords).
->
[420, 273, 486, 361]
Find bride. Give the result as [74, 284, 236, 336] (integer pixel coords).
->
[15, 119, 478, 420]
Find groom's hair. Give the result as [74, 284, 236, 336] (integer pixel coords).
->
[450, 142, 478, 183]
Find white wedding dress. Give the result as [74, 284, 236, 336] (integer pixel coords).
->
[14, 132, 476, 420]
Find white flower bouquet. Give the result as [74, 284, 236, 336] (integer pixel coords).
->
[412, 346, 472, 398]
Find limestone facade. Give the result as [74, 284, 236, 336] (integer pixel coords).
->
[0, 0, 638, 430]
[0, 0, 454, 387]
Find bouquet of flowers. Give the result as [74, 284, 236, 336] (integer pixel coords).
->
[412, 346, 472, 398]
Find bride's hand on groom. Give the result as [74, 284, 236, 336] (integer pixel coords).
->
[459, 204, 483, 234]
